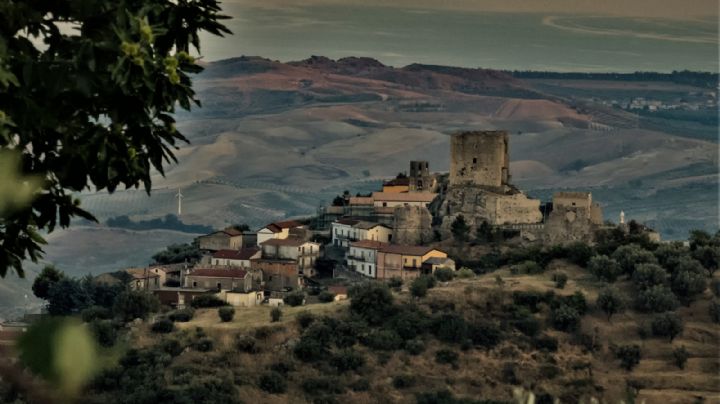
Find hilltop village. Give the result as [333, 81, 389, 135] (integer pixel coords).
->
[93, 131, 657, 308]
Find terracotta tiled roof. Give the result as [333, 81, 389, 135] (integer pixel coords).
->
[212, 247, 260, 260]
[262, 220, 303, 233]
[189, 268, 248, 278]
[125, 268, 160, 279]
[261, 238, 318, 247]
[379, 245, 441, 256]
[350, 240, 389, 249]
[371, 192, 437, 203]
[353, 221, 390, 230]
[222, 228, 244, 236]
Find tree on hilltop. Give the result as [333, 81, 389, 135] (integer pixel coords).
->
[451, 215, 470, 243]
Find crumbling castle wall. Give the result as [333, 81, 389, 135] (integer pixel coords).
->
[449, 131, 509, 191]
[393, 205, 434, 245]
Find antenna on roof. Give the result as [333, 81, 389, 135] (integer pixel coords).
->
[176, 188, 184, 216]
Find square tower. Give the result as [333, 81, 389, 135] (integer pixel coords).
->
[449, 131, 510, 191]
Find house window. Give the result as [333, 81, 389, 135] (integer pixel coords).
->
[472, 157, 477, 164]
[192, 281, 197, 288]
[217, 282, 222, 290]
[383, 202, 387, 207]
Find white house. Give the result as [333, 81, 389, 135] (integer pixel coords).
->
[347, 240, 388, 278]
[210, 247, 261, 268]
[331, 219, 393, 248]
[256, 220, 304, 246]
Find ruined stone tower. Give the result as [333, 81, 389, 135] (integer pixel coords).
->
[449, 131, 510, 192]
[408, 160, 431, 192]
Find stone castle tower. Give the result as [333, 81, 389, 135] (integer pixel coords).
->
[449, 130, 510, 192]
[408, 160, 431, 192]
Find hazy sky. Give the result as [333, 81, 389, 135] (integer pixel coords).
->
[229, 0, 719, 19]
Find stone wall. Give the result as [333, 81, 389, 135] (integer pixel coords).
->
[449, 131, 509, 191]
[540, 205, 601, 244]
[392, 205, 434, 245]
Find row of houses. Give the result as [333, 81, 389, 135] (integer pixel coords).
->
[347, 240, 454, 279]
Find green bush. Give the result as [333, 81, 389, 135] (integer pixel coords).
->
[651, 312, 683, 342]
[259, 371, 287, 394]
[587, 254, 622, 282]
[552, 272, 568, 289]
[392, 374, 416, 389]
[361, 329, 402, 351]
[236, 335, 259, 353]
[533, 335, 558, 352]
[90, 319, 118, 347]
[404, 338, 425, 355]
[387, 277, 403, 290]
[113, 290, 160, 322]
[270, 307, 282, 322]
[434, 349, 459, 366]
[82, 306, 113, 322]
[455, 267, 475, 279]
[616, 344, 641, 371]
[612, 244, 658, 275]
[672, 346, 689, 369]
[349, 282, 395, 325]
[390, 307, 431, 340]
[501, 362, 519, 384]
[296, 311, 315, 329]
[597, 287, 625, 321]
[632, 264, 669, 290]
[512, 316, 540, 337]
[168, 308, 195, 322]
[193, 337, 213, 352]
[330, 349, 365, 373]
[467, 320, 503, 347]
[550, 304, 581, 332]
[284, 291, 305, 307]
[317, 291, 335, 303]
[269, 360, 294, 375]
[218, 306, 235, 322]
[671, 268, 707, 304]
[410, 277, 429, 298]
[300, 376, 344, 395]
[565, 241, 594, 267]
[434, 268, 455, 282]
[432, 313, 468, 343]
[710, 300, 720, 324]
[189, 294, 226, 308]
[511, 260, 542, 275]
[161, 338, 185, 357]
[151, 318, 174, 334]
[349, 378, 370, 392]
[635, 285, 678, 313]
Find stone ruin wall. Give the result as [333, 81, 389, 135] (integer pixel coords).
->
[449, 131, 509, 191]
[392, 205, 434, 245]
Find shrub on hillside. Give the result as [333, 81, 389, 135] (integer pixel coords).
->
[390, 307, 432, 340]
[512, 290, 547, 312]
[387, 277, 403, 290]
[330, 349, 365, 373]
[632, 264, 669, 290]
[635, 285, 678, 313]
[259, 371, 287, 394]
[501, 362, 520, 384]
[693, 245, 720, 274]
[218, 306, 235, 322]
[349, 378, 370, 392]
[550, 304, 581, 332]
[193, 337, 213, 352]
[294, 338, 327, 362]
[597, 287, 625, 321]
[161, 338, 185, 357]
[434, 268, 455, 282]
[710, 300, 720, 324]
[712, 279, 720, 297]
[553, 291, 588, 315]
[361, 329, 402, 351]
[511, 260, 542, 275]
[565, 241, 594, 267]
[467, 320, 503, 347]
[512, 315, 540, 337]
[349, 282, 395, 325]
[612, 244, 658, 275]
[300, 376, 344, 395]
[651, 312, 683, 342]
[671, 268, 707, 304]
[435, 349, 459, 367]
[317, 291, 336, 303]
[672, 346, 690, 369]
[552, 272, 568, 289]
[270, 307, 282, 322]
[432, 313, 468, 343]
[190, 294, 226, 309]
[113, 290, 160, 322]
[236, 335, 259, 353]
[392, 374, 416, 389]
[455, 267, 475, 279]
[533, 335, 558, 352]
[296, 311, 315, 329]
[168, 308, 195, 322]
[404, 339, 425, 355]
[82, 306, 113, 322]
[587, 254, 622, 282]
[616, 344, 641, 371]
[410, 277, 429, 298]
[90, 319, 118, 347]
[284, 291, 305, 307]
[151, 319, 174, 334]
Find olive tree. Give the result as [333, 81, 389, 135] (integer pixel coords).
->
[0, 0, 231, 277]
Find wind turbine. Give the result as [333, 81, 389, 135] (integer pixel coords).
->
[175, 188, 184, 216]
